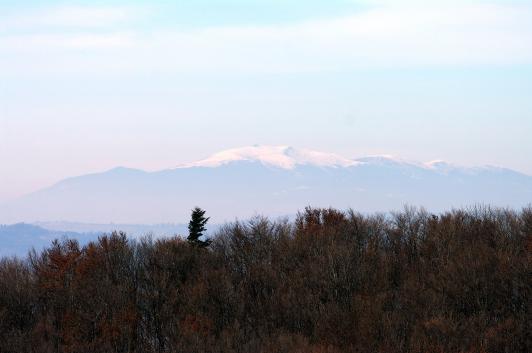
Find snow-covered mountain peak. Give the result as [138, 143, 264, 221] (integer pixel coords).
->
[177, 145, 360, 170]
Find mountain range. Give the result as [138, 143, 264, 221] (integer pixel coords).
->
[1, 145, 531, 224]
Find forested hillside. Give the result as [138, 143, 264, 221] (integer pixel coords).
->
[0, 206, 530, 353]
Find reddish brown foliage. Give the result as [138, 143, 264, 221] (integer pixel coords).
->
[0, 207, 529, 352]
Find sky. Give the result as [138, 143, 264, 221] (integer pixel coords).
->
[1, 0, 532, 202]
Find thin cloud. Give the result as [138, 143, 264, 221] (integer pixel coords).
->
[0, 3, 531, 75]
[0, 33, 136, 50]
[0, 5, 144, 30]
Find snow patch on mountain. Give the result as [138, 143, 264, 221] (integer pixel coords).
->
[424, 160, 459, 171]
[355, 155, 430, 169]
[357, 155, 408, 165]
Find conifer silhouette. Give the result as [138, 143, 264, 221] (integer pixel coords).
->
[187, 207, 211, 247]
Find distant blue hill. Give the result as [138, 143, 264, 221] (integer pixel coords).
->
[0, 223, 196, 258]
[0, 223, 98, 258]
[33, 221, 190, 238]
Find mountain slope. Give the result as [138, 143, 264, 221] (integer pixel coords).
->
[1, 146, 531, 224]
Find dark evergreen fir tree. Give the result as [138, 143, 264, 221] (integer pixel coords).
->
[187, 207, 211, 247]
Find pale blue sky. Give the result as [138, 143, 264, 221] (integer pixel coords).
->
[1, 0, 532, 201]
